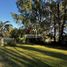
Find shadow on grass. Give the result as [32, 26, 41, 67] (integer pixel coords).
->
[15, 46, 67, 61]
[0, 47, 51, 67]
[0, 49, 20, 67]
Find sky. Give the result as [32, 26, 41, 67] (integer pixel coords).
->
[0, 0, 21, 28]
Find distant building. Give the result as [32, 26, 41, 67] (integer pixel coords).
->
[24, 34, 43, 44]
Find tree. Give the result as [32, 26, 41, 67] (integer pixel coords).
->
[0, 21, 12, 37]
[12, 0, 67, 43]
[12, 0, 52, 35]
[0, 21, 12, 46]
[60, 0, 67, 41]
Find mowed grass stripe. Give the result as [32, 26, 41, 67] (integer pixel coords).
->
[0, 45, 67, 67]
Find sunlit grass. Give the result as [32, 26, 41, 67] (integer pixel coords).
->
[16, 44, 67, 55]
[0, 44, 67, 67]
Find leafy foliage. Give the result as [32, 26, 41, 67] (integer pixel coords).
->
[11, 0, 67, 42]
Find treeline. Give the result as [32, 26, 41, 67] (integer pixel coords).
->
[11, 0, 67, 43]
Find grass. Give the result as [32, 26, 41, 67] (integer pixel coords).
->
[0, 44, 67, 67]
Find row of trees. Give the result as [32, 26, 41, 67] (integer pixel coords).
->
[12, 0, 67, 42]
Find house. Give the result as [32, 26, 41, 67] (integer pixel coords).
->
[24, 34, 43, 44]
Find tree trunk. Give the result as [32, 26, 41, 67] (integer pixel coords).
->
[54, 15, 56, 42]
[57, 3, 61, 42]
[60, 2, 66, 41]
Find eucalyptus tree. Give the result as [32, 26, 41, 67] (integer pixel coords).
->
[60, 0, 67, 41]
[44, 0, 66, 42]
[31, 0, 52, 34]
[12, 0, 67, 43]
[49, 0, 59, 42]
[16, 0, 32, 28]
[55, 0, 67, 41]
[50, 0, 67, 42]
[12, 0, 52, 35]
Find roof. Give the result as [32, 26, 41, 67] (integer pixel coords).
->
[24, 34, 42, 38]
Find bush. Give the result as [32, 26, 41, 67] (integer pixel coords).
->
[4, 38, 16, 46]
[18, 37, 26, 44]
[7, 41, 16, 46]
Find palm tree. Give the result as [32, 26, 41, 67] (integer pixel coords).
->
[0, 21, 12, 46]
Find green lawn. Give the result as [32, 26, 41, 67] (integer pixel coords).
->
[0, 44, 67, 67]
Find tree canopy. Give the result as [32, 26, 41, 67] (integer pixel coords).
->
[11, 0, 67, 42]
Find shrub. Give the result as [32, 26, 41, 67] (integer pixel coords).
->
[7, 41, 16, 46]
[4, 38, 16, 46]
[18, 37, 26, 44]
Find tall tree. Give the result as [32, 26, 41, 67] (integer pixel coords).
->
[12, 0, 67, 43]
[60, 0, 67, 41]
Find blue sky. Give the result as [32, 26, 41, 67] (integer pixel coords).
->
[0, 0, 21, 28]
